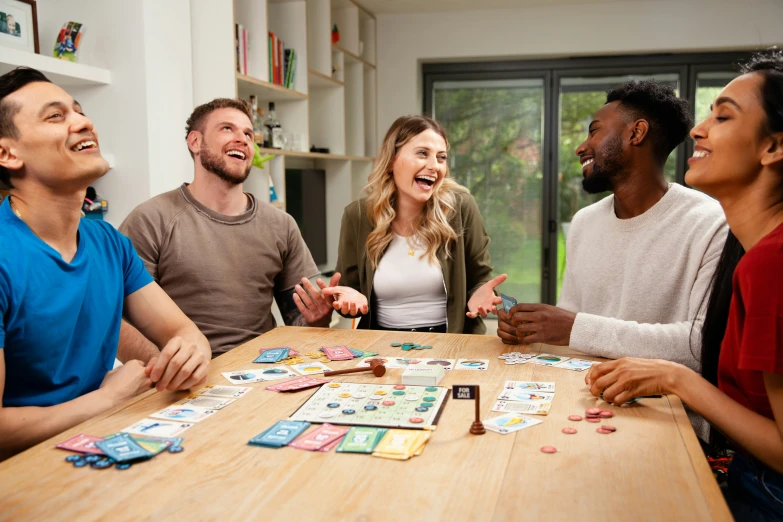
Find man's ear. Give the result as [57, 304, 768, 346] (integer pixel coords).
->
[0, 137, 23, 173]
[760, 131, 783, 169]
[629, 119, 650, 147]
[186, 130, 202, 157]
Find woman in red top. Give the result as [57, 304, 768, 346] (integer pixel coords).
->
[586, 50, 783, 521]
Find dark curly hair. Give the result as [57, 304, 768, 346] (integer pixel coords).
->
[0, 67, 51, 188]
[606, 79, 693, 165]
[184, 97, 252, 158]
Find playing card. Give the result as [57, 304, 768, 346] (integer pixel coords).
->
[259, 346, 299, 357]
[248, 420, 311, 448]
[483, 413, 542, 434]
[554, 358, 595, 371]
[372, 430, 430, 461]
[150, 405, 218, 423]
[222, 369, 266, 384]
[56, 434, 105, 455]
[288, 423, 349, 451]
[253, 347, 290, 363]
[502, 380, 556, 393]
[455, 359, 489, 371]
[95, 433, 153, 462]
[194, 384, 252, 398]
[497, 389, 555, 403]
[336, 427, 388, 454]
[321, 345, 354, 361]
[500, 293, 517, 313]
[130, 436, 174, 456]
[123, 419, 194, 437]
[291, 361, 332, 375]
[491, 399, 552, 415]
[176, 395, 236, 410]
[266, 376, 329, 392]
[527, 354, 572, 367]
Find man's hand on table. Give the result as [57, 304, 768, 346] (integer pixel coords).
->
[100, 360, 154, 404]
[508, 303, 575, 345]
[145, 336, 211, 392]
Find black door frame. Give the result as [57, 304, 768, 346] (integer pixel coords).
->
[423, 51, 751, 304]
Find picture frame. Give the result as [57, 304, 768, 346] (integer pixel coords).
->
[0, 0, 39, 54]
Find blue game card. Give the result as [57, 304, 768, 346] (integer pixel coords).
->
[95, 433, 154, 462]
[253, 348, 290, 363]
[248, 420, 310, 448]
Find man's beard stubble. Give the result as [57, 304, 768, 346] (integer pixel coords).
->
[582, 133, 625, 195]
[200, 145, 251, 185]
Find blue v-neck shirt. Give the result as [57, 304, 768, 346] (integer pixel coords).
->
[0, 197, 153, 407]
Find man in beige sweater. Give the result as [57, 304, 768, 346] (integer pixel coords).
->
[120, 98, 337, 356]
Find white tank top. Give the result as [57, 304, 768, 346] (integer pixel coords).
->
[373, 234, 447, 328]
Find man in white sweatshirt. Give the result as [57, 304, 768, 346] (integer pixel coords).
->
[498, 80, 727, 374]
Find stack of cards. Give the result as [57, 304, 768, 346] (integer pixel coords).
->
[248, 420, 311, 448]
[94, 433, 153, 463]
[266, 376, 329, 392]
[288, 423, 349, 451]
[401, 366, 445, 386]
[259, 346, 299, 357]
[491, 381, 556, 415]
[56, 434, 105, 455]
[372, 429, 431, 461]
[321, 345, 354, 361]
[253, 347, 291, 363]
[483, 412, 542, 434]
[221, 367, 298, 384]
[336, 427, 388, 454]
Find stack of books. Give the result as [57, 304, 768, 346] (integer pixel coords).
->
[268, 31, 297, 89]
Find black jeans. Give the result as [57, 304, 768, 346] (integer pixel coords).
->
[373, 322, 447, 333]
[723, 452, 783, 521]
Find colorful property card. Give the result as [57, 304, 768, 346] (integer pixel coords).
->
[491, 399, 552, 416]
[336, 427, 388, 454]
[527, 354, 571, 367]
[248, 420, 311, 448]
[122, 419, 193, 438]
[222, 367, 297, 384]
[288, 423, 349, 451]
[291, 362, 332, 375]
[502, 380, 556, 393]
[483, 413, 542, 434]
[259, 346, 299, 357]
[56, 434, 105, 455]
[455, 359, 489, 371]
[95, 433, 153, 462]
[497, 389, 555, 403]
[500, 293, 517, 313]
[194, 385, 252, 398]
[266, 376, 329, 392]
[554, 358, 595, 372]
[149, 405, 218, 423]
[253, 347, 290, 363]
[322, 345, 354, 361]
[356, 357, 455, 370]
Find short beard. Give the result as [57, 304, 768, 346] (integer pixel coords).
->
[582, 133, 624, 195]
[199, 146, 251, 185]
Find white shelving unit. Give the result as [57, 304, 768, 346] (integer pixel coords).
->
[0, 47, 111, 86]
[192, 0, 378, 270]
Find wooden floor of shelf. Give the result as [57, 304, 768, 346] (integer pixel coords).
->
[332, 44, 376, 69]
[258, 146, 373, 162]
[236, 73, 307, 101]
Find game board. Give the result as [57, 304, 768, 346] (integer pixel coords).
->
[289, 382, 449, 430]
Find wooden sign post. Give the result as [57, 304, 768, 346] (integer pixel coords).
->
[452, 385, 484, 435]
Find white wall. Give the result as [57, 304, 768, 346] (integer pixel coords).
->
[376, 0, 783, 136]
[36, 0, 195, 227]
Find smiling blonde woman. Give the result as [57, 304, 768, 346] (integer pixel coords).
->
[323, 115, 506, 334]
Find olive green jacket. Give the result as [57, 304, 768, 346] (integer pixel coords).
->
[335, 192, 494, 334]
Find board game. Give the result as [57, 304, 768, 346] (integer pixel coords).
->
[288, 382, 449, 430]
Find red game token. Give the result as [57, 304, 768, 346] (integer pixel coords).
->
[393, 385, 406, 390]
[382, 400, 396, 406]
[601, 425, 617, 432]
[585, 417, 601, 423]
[596, 427, 613, 434]
[585, 408, 602, 415]
[567, 415, 583, 421]
[540, 446, 558, 454]
[409, 417, 424, 423]
[562, 428, 577, 435]
[599, 411, 614, 418]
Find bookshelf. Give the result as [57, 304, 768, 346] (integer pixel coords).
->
[191, 0, 378, 271]
[0, 47, 111, 86]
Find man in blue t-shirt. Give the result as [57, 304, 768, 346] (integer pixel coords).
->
[0, 67, 212, 459]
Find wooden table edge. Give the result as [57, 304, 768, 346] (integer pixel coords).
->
[667, 394, 733, 522]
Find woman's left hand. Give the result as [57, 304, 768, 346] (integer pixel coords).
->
[585, 357, 683, 405]
[466, 274, 507, 318]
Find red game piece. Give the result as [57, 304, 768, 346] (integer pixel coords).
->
[540, 446, 558, 454]
[567, 415, 583, 422]
[562, 428, 577, 435]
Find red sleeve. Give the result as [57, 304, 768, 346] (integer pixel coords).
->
[737, 243, 783, 374]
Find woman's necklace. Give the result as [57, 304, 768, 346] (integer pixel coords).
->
[404, 235, 416, 257]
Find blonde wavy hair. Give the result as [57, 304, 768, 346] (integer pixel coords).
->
[364, 115, 468, 269]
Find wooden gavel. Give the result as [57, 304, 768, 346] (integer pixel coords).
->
[323, 358, 386, 377]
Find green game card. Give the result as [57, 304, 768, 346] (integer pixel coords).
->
[336, 427, 388, 454]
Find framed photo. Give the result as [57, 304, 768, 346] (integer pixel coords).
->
[0, 0, 38, 54]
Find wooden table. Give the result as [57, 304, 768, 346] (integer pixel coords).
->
[0, 327, 732, 522]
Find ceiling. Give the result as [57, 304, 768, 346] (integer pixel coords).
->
[358, 0, 655, 14]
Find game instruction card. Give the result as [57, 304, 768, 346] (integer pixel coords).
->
[483, 413, 542, 434]
[491, 400, 552, 416]
[222, 367, 297, 384]
[554, 358, 595, 372]
[150, 405, 218, 423]
[502, 380, 556, 393]
[194, 385, 252, 398]
[123, 419, 193, 438]
[175, 395, 236, 410]
[455, 359, 489, 371]
[291, 361, 332, 375]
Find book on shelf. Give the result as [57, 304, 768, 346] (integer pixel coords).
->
[267, 31, 297, 89]
[235, 23, 249, 75]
